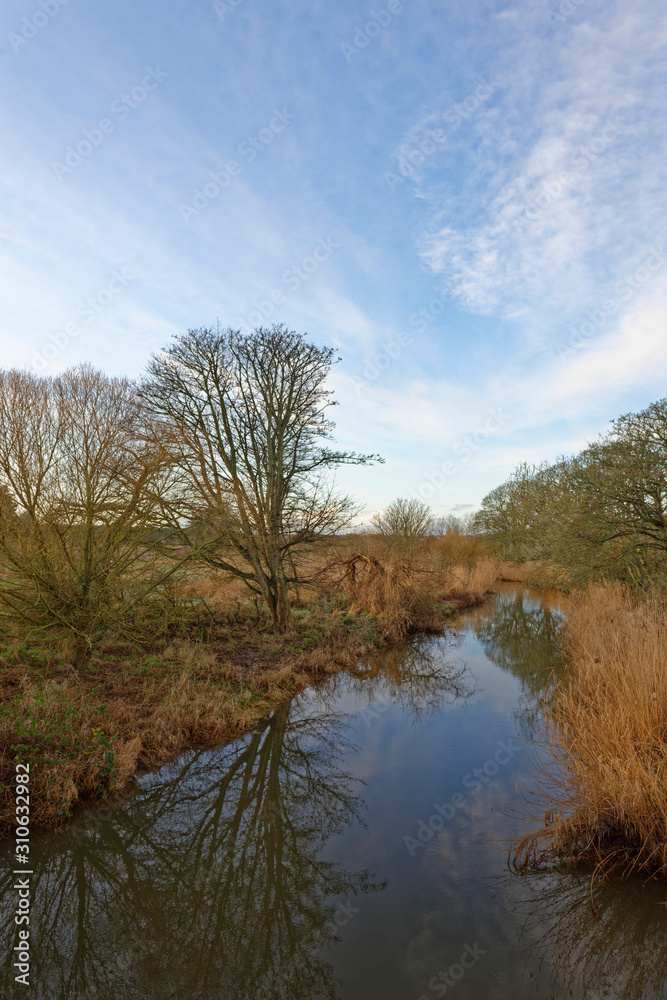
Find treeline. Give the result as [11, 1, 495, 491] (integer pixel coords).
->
[0, 325, 379, 667]
[474, 398, 667, 586]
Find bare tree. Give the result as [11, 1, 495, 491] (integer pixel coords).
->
[371, 497, 432, 555]
[139, 325, 381, 632]
[0, 366, 179, 668]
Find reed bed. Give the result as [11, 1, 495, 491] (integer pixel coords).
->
[515, 583, 667, 880]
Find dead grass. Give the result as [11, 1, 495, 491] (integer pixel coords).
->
[0, 534, 500, 836]
[0, 625, 363, 836]
[495, 559, 540, 583]
[431, 529, 490, 568]
[444, 557, 500, 600]
[514, 583, 667, 880]
[494, 559, 582, 591]
[337, 534, 498, 637]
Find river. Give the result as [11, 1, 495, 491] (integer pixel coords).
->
[1, 586, 665, 999]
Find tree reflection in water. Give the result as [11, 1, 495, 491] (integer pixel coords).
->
[324, 631, 474, 722]
[469, 589, 565, 737]
[479, 591, 667, 998]
[0, 703, 377, 1000]
[0, 639, 472, 1000]
[501, 866, 667, 999]
[474, 590, 564, 696]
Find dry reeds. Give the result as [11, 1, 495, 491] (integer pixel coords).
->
[431, 529, 489, 568]
[515, 584, 667, 879]
[342, 537, 498, 639]
[494, 560, 540, 583]
[444, 557, 500, 601]
[342, 551, 431, 638]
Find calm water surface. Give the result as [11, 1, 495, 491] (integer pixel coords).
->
[1, 587, 666, 999]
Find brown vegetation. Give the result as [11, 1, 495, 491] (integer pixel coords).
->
[0, 532, 499, 835]
[494, 559, 540, 583]
[514, 583, 667, 880]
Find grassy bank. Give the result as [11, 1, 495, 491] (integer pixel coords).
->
[0, 535, 498, 836]
[515, 583, 667, 881]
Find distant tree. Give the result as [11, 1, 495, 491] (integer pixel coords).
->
[371, 497, 432, 555]
[0, 366, 179, 668]
[475, 398, 667, 585]
[430, 514, 458, 537]
[572, 399, 667, 564]
[431, 512, 479, 536]
[140, 325, 381, 632]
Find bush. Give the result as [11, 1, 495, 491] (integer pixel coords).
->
[370, 497, 432, 557]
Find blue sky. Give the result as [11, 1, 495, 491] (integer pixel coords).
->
[2, 0, 667, 520]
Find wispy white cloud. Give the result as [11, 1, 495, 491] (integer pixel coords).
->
[338, 290, 667, 451]
[406, 0, 667, 335]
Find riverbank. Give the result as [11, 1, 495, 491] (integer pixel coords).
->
[515, 582, 667, 880]
[0, 541, 498, 835]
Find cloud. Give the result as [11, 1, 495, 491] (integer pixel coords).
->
[405, 0, 667, 335]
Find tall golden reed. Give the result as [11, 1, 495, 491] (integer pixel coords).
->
[516, 584, 667, 879]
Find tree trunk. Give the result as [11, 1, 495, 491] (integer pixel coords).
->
[271, 554, 292, 634]
[73, 641, 92, 671]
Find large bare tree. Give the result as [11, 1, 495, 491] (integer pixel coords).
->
[0, 365, 179, 668]
[140, 325, 380, 631]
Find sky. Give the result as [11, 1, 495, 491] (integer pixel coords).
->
[2, 0, 667, 521]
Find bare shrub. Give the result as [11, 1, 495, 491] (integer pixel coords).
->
[371, 497, 432, 557]
[0, 365, 180, 668]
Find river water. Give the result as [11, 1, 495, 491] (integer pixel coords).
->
[1, 587, 666, 999]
